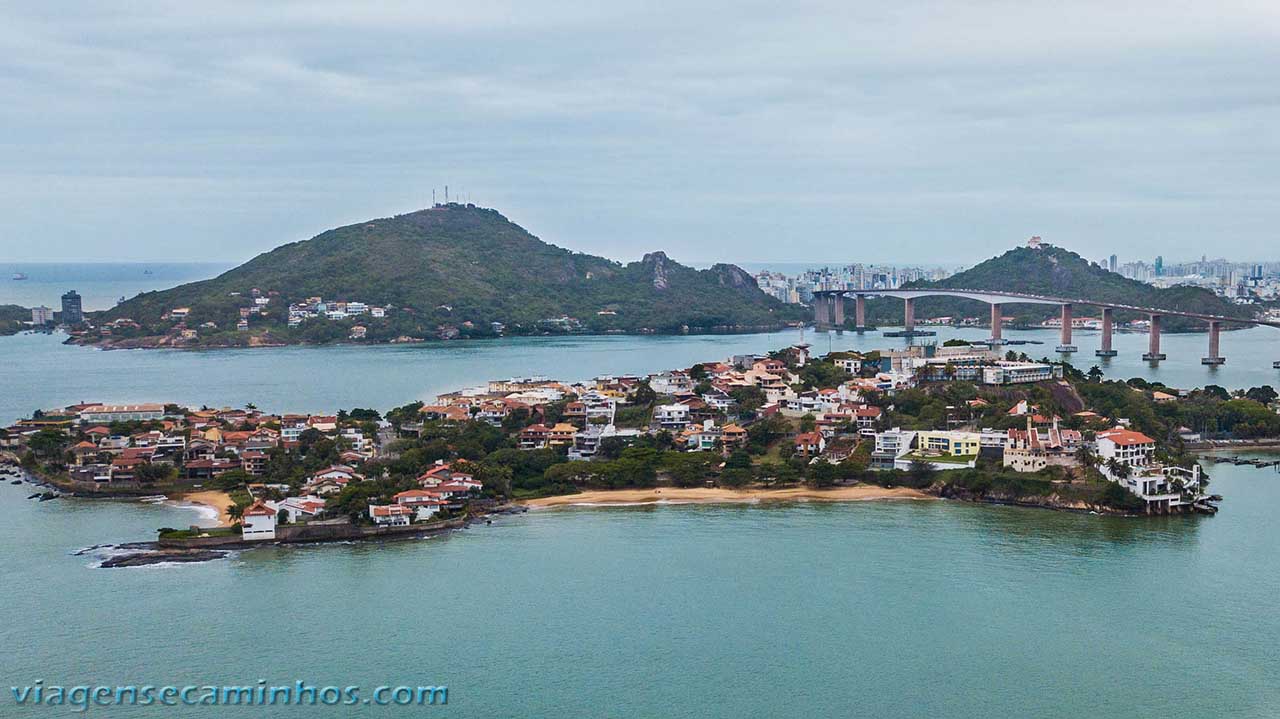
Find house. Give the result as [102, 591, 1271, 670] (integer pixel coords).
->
[393, 490, 448, 520]
[184, 458, 240, 480]
[653, 404, 691, 430]
[648, 371, 694, 395]
[1096, 428, 1156, 468]
[369, 504, 412, 526]
[826, 351, 863, 375]
[871, 428, 916, 469]
[519, 423, 553, 449]
[311, 464, 362, 484]
[794, 432, 826, 458]
[71, 441, 100, 465]
[277, 496, 326, 523]
[240, 450, 269, 476]
[241, 501, 278, 541]
[682, 420, 723, 451]
[1003, 418, 1081, 472]
[721, 424, 748, 449]
[420, 405, 471, 423]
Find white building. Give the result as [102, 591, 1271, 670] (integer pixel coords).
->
[277, 496, 326, 523]
[79, 404, 166, 424]
[241, 501, 278, 541]
[653, 403, 691, 429]
[31, 306, 54, 325]
[981, 361, 1063, 385]
[648, 371, 694, 395]
[1095, 428, 1156, 468]
[369, 504, 412, 526]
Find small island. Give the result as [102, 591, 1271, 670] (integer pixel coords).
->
[7, 340, 1272, 565]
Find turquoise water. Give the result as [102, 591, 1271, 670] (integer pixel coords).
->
[1, 460, 1277, 717]
[3, 323, 1280, 424]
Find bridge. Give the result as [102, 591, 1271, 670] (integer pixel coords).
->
[810, 288, 1280, 366]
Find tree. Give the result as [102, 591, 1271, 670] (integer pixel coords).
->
[906, 459, 935, 484]
[1203, 385, 1230, 402]
[806, 461, 839, 488]
[1087, 366, 1104, 383]
[596, 436, 626, 460]
[1245, 386, 1278, 405]
[227, 504, 245, 522]
[799, 414, 817, 433]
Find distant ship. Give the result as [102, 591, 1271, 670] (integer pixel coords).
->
[143, 269, 153, 275]
[11, 272, 27, 280]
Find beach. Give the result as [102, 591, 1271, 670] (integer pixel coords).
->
[174, 490, 235, 526]
[520, 485, 933, 508]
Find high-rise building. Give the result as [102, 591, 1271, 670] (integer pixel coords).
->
[31, 306, 54, 325]
[60, 290, 83, 324]
[1154, 256, 1164, 276]
[1108, 254, 1118, 273]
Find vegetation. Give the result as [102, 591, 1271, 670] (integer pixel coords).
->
[862, 245, 1250, 331]
[0, 305, 28, 336]
[99, 204, 804, 345]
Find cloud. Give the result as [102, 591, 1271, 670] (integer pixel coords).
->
[1, 1, 1278, 263]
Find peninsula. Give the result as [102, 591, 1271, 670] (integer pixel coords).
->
[7, 337, 1265, 566]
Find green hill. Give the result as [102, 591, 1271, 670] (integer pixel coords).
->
[863, 244, 1250, 331]
[99, 205, 801, 346]
[0, 305, 28, 336]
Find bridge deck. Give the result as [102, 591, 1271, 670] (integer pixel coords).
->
[811, 288, 1280, 328]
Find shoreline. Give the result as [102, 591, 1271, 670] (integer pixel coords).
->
[172, 490, 234, 526]
[64, 323, 801, 351]
[519, 485, 934, 508]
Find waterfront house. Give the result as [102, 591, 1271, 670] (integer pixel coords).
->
[242, 501, 278, 541]
[369, 504, 412, 526]
[277, 496, 326, 523]
[393, 490, 448, 520]
[1095, 428, 1156, 468]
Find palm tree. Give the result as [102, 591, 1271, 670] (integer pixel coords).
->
[227, 504, 245, 523]
[1075, 446, 1097, 479]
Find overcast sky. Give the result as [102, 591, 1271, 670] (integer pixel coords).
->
[3, 1, 1278, 266]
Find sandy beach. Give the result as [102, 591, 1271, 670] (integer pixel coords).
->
[520, 485, 933, 508]
[175, 490, 236, 526]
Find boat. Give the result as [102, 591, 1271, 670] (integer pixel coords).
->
[12, 272, 28, 280]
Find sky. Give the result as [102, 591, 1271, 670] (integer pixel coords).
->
[2, 1, 1279, 266]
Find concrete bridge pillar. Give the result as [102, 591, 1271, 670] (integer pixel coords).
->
[1143, 314, 1166, 361]
[1057, 304, 1077, 352]
[832, 293, 845, 327]
[989, 303, 1004, 345]
[1096, 308, 1117, 357]
[903, 297, 915, 333]
[1202, 321, 1225, 365]
[813, 295, 829, 328]
[854, 294, 867, 331]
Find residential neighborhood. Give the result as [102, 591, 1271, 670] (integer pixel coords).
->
[5, 337, 1265, 538]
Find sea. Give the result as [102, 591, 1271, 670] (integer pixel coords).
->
[1, 457, 1277, 717]
[3, 262, 1280, 717]
[0, 262, 233, 312]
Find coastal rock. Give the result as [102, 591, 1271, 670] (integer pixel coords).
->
[99, 548, 228, 568]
